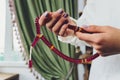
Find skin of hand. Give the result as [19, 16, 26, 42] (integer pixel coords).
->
[39, 9, 120, 56]
[39, 9, 76, 37]
[75, 25, 120, 56]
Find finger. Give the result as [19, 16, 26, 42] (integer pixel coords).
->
[52, 13, 68, 34]
[75, 32, 95, 42]
[81, 25, 106, 33]
[39, 11, 52, 26]
[58, 24, 68, 36]
[46, 9, 64, 30]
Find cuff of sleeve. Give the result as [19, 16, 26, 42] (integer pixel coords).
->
[58, 36, 91, 47]
[69, 17, 77, 24]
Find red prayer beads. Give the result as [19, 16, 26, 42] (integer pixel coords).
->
[29, 60, 32, 68]
[30, 16, 100, 65]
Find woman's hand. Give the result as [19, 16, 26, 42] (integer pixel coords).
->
[75, 25, 120, 56]
[39, 9, 76, 37]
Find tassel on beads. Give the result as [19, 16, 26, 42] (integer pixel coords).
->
[29, 60, 32, 68]
[29, 46, 33, 68]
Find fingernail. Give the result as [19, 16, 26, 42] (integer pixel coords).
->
[64, 20, 68, 24]
[63, 13, 68, 18]
[43, 11, 49, 17]
[57, 9, 63, 14]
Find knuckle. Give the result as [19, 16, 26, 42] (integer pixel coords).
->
[94, 45, 102, 50]
[52, 12, 60, 18]
[52, 25, 60, 33]
[52, 20, 68, 33]
[45, 18, 56, 28]
[59, 17, 68, 24]
[46, 23, 52, 29]
[62, 24, 68, 30]
[77, 35, 83, 40]
[93, 37, 103, 44]
[52, 27, 56, 32]
[89, 25, 97, 30]
[52, 27, 59, 34]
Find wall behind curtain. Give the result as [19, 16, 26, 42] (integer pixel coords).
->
[0, 0, 6, 53]
[13, 0, 78, 80]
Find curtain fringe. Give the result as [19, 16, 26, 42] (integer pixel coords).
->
[8, 0, 44, 80]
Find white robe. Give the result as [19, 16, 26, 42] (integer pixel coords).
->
[59, 0, 120, 80]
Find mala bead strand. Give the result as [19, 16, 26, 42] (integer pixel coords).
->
[30, 15, 100, 65]
[35, 17, 41, 34]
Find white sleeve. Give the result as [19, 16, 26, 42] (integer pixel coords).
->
[58, 1, 93, 47]
[58, 36, 90, 47]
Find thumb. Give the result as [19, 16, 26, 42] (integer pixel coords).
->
[81, 25, 105, 33]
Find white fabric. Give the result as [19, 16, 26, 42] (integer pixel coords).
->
[59, 0, 120, 80]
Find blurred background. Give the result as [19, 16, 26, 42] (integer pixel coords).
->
[0, 0, 91, 80]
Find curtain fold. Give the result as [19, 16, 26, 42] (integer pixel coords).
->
[13, 0, 78, 80]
